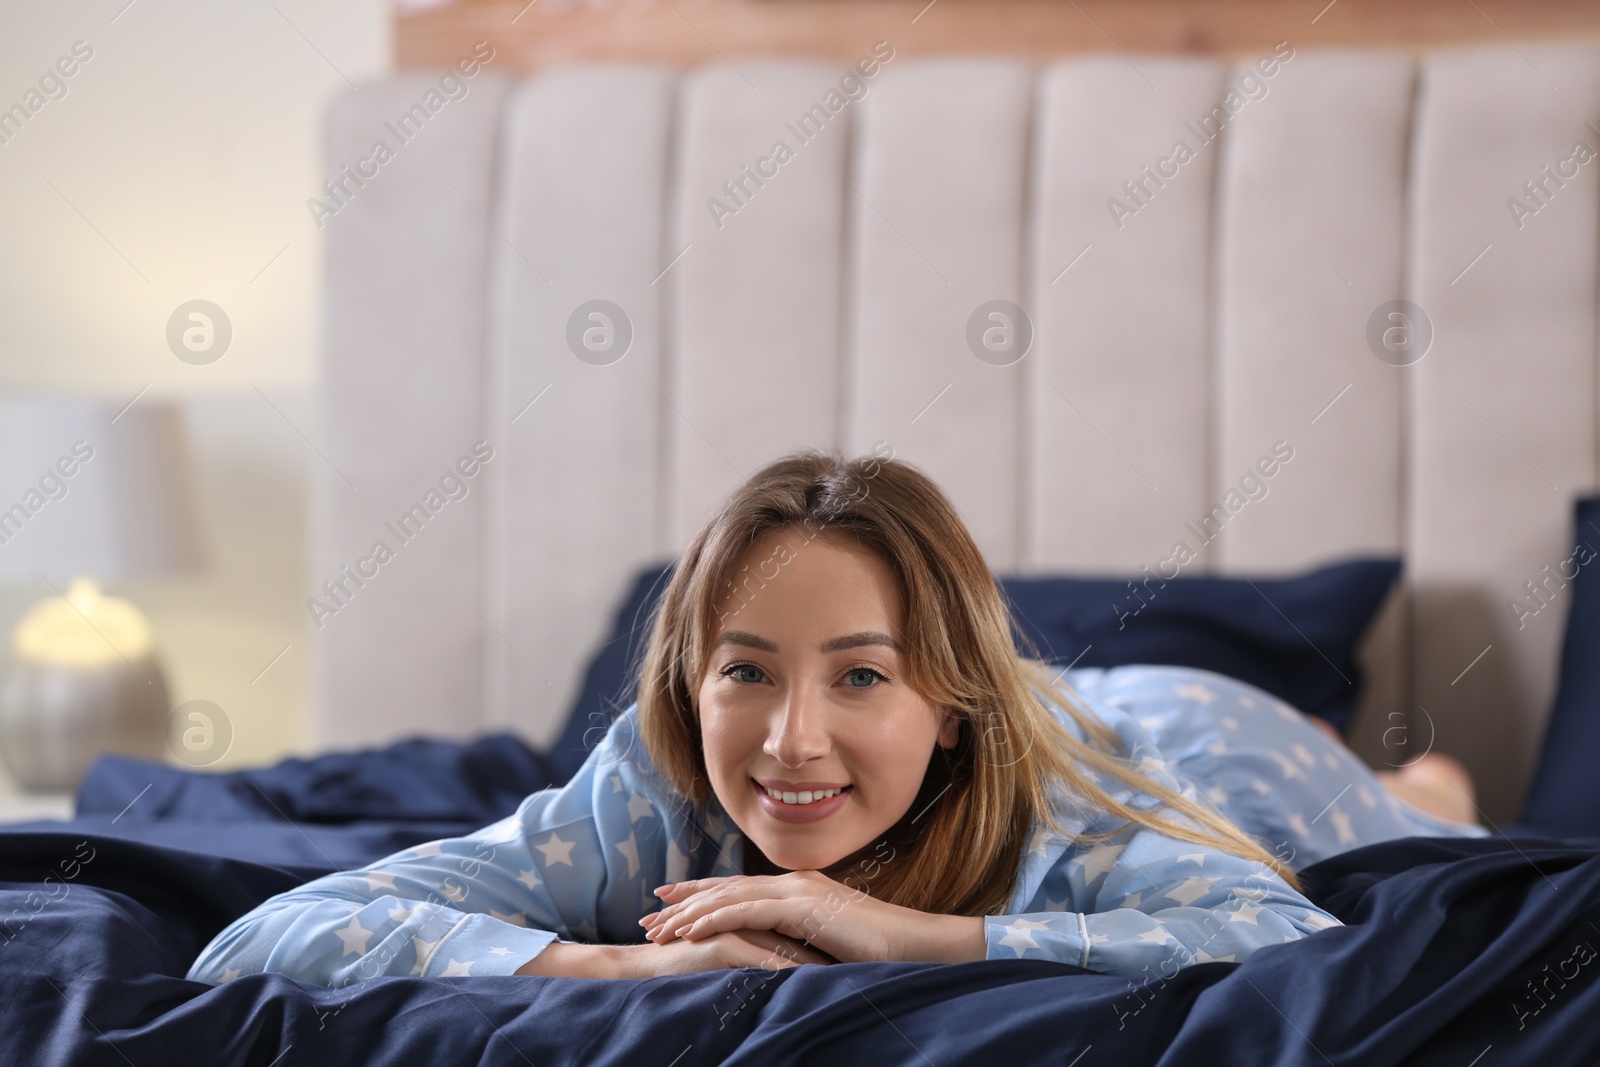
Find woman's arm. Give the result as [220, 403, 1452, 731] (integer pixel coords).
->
[901, 913, 988, 964]
[514, 940, 629, 978]
[515, 931, 836, 977]
[979, 818, 1341, 977]
[964, 676, 1347, 977]
[186, 705, 683, 987]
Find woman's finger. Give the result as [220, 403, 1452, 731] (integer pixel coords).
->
[653, 874, 773, 906]
[652, 876, 728, 902]
[646, 879, 778, 943]
[642, 893, 710, 940]
[642, 880, 738, 936]
[678, 898, 807, 945]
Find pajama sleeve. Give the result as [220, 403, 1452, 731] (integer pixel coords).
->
[983, 687, 1344, 979]
[186, 704, 693, 987]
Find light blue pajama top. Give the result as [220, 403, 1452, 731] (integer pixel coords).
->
[186, 665, 1488, 987]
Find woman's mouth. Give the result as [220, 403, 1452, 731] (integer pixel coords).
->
[751, 778, 853, 823]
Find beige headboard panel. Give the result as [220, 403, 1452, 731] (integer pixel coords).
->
[314, 46, 1600, 825]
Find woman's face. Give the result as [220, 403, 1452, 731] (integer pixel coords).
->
[696, 528, 959, 875]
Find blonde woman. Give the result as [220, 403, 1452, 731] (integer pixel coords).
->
[189, 450, 1486, 988]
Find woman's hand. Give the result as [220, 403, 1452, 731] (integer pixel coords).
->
[517, 929, 832, 979]
[623, 928, 834, 977]
[638, 870, 981, 964]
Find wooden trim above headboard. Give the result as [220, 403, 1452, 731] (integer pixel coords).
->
[397, 0, 1600, 70]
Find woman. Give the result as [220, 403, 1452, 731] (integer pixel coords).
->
[188, 450, 1487, 988]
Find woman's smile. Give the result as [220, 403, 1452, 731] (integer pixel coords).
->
[752, 777, 855, 823]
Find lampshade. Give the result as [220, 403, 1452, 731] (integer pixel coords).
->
[0, 397, 204, 585]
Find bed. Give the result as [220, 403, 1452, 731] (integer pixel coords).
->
[7, 42, 1600, 1065]
[6, 726, 1600, 1064]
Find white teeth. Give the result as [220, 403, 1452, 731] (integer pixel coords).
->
[764, 786, 845, 805]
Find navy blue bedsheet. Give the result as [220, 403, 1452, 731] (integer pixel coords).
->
[4, 743, 1600, 1064]
[76, 731, 556, 826]
[6, 823, 1600, 1064]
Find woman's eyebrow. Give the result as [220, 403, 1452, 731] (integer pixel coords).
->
[714, 630, 779, 652]
[821, 631, 904, 653]
[712, 630, 903, 653]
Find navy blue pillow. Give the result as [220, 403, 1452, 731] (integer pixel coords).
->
[542, 564, 676, 784]
[547, 556, 1401, 785]
[1000, 558, 1401, 736]
[1516, 497, 1600, 838]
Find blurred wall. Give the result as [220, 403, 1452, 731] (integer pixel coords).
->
[0, 0, 389, 772]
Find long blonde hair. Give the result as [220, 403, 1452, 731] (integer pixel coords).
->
[635, 448, 1301, 917]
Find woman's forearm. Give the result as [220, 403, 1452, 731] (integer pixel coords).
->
[514, 941, 629, 978]
[902, 913, 987, 964]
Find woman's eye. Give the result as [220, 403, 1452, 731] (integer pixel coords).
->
[720, 664, 889, 688]
[844, 667, 886, 688]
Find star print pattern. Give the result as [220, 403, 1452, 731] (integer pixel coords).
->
[1069, 841, 1125, 888]
[1228, 901, 1264, 925]
[614, 832, 641, 878]
[1068, 665, 1489, 870]
[997, 917, 1051, 957]
[334, 916, 373, 956]
[1174, 683, 1218, 705]
[535, 833, 577, 867]
[1270, 750, 1309, 782]
[1163, 876, 1220, 907]
[187, 665, 1486, 990]
[409, 934, 441, 975]
[1329, 806, 1357, 846]
[979, 665, 1488, 977]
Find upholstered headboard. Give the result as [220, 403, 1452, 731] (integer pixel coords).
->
[314, 45, 1600, 825]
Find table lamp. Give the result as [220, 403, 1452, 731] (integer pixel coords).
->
[0, 398, 203, 790]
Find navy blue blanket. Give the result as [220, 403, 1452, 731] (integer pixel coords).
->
[6, 744, 1600, 1064]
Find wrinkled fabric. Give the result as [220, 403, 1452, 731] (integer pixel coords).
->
[2, 828, 1599, 1065]
[77, 732, 554, 826]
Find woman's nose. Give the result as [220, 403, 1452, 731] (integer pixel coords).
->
[764, 686, 831, 766]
